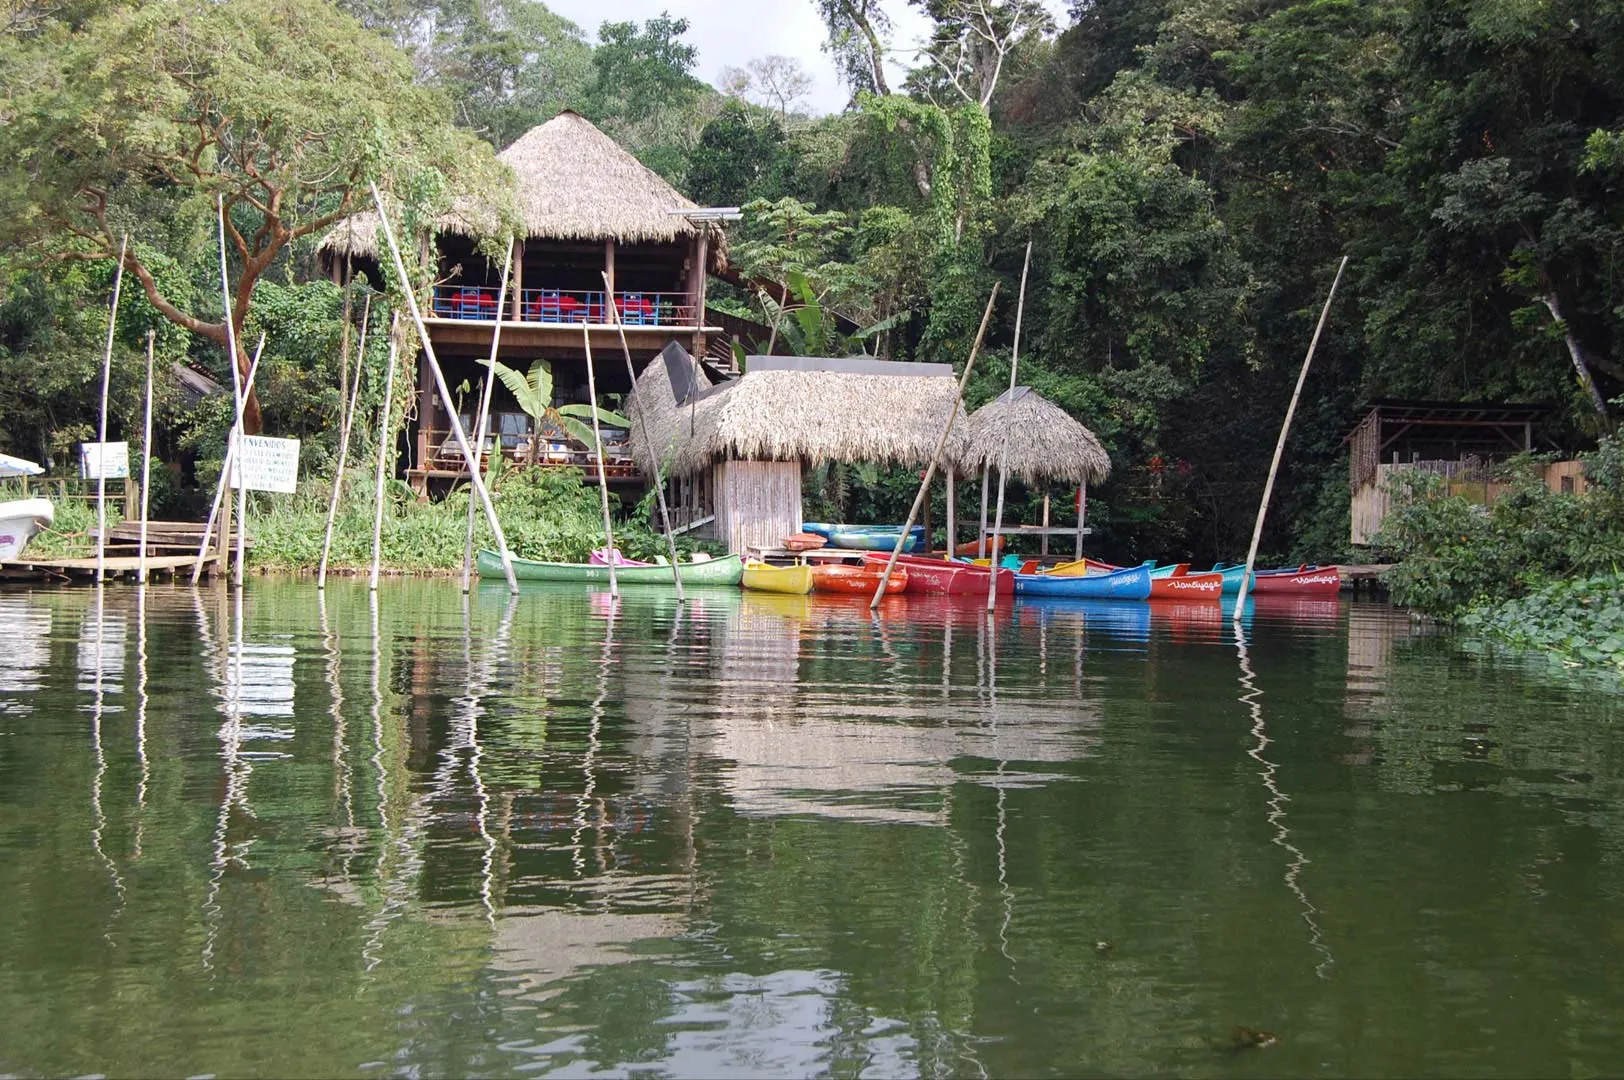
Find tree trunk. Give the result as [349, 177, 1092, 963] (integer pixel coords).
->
[1540, 293, 1612, 430]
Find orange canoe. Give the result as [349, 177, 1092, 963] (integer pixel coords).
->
[1147, 563, 1224, 600]
[812, 563, 911, 596]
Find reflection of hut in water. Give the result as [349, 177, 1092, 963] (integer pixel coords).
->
[491, 908, 681, 1002]
[954, 386, 1110, 558]
[623, 594, 1099, 825]
[629, 352, 970, 554]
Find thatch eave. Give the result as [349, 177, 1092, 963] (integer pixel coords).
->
[955, 387, 1110, 486]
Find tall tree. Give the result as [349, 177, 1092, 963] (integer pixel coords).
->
[0, 0, 502, 433]
[816, 0, 894, 98]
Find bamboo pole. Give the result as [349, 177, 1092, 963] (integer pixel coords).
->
[94, 235, 127, 582]
[871, 284, 1000, 610]
[369, 315, 401, 591]
[137, 330, 155, 583]
[978, 464, 990, 558]
[231, 340, 267, 591]
[369, 182, 518, 593]
[581, 324, 619, 599]
[1234, 255, 1350, 616]
[602, 270, 685, 599]
[987, 240, 1034, 612]
[190, 343, 263, 584]
[945, 465, 956, 558]
[460, 243, 513, 594]
[319, 295, 372, 590]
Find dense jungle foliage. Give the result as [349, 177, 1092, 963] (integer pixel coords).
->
[4, 0, 1623, 566]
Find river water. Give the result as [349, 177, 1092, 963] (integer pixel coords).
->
[0, 579, 1620, 1077]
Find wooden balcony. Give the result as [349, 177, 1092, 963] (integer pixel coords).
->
[424, 286, 719, 351]
[406, 426, 642, 496]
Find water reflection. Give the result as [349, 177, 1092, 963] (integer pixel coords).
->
[0, 580, 1620, 1078]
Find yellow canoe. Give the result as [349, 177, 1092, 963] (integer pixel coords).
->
[742, 561, 814, 595]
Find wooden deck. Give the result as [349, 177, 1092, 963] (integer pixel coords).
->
[0, 554, 216, 582]
[1339, 564, 1393, 592]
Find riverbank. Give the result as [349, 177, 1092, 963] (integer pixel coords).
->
[1458, 573, 1624, 674]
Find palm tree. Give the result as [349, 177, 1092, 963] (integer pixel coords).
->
[492, 359, 631, 465]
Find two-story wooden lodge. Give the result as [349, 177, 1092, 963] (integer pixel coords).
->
[318, 110, 731, 497]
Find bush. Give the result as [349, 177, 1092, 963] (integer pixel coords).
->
[1460, 574, 1624, 673]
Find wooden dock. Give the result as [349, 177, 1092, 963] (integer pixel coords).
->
[0, 554, 215, 582]
[1339, 564, 1392, 593]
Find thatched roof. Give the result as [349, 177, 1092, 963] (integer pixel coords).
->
[317, 111, 724, 267]
[625, 342, 715, 473]
[632, 354, 972, 477]
[955, 386, 1110, 486]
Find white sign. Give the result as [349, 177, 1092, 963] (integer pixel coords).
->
[80, 441, 129, 480]
[230, 436, 300, 494]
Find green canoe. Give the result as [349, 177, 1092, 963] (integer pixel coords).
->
[475, 549, 744, 586]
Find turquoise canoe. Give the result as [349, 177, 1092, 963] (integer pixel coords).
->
[1014, 561, 1154, 600]
[476, 549, 744, 586]
[803, 522, 926, 552]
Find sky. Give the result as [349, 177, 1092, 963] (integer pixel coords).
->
[545, 0, 1073, 115]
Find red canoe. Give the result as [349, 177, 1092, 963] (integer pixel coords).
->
[1147, 563, 1225, 600]
[862, 552, 1014, 596]
[1249, 564, 1342, 596]
[812, 563, 910, 596]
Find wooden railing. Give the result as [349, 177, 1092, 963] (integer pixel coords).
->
[416, 428, 640, 479]
[429, 286, 698, 327]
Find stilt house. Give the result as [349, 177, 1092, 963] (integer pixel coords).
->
[318, 111, 729, 497]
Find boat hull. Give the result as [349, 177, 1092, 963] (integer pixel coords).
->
[811, 564, 910, 595]
[477, 549, 743, 586]
[1147, 564, 1224, 600]
[804, 522, 926, 552]
[1250, 565, 1342, 596]
[743, 561, 814, 594]
[1015, 563, 1153, 600]
[1047, 557, 1123, 577]
[863, 553, 1012, 595]
[0, 499, 54, 560]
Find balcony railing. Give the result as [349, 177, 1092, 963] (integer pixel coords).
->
[417, 428, 640, 479]
[430, 286, 698, 327]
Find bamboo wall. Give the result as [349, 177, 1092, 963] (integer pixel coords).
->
[713, 459, 802, 555]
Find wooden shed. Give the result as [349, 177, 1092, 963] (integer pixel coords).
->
[628, 352, 970, 555]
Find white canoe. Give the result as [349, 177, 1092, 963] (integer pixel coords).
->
[0, 499, 54, 560]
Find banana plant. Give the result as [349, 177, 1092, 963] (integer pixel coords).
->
[492, 359, 632, 465]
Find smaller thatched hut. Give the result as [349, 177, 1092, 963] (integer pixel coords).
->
[629, 353, 971, 555]
[954, 386, 1110, 556]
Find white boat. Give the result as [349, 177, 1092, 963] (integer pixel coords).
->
[0, 498, 54, 560]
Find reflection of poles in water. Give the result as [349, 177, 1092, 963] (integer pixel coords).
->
[202, 584, 253, 972]
[573, 599, 616, 876]
[465, 594, 519, 923]
[89, 582, 126, 938]
[319, 591, 356, 877]
[361, 591, 424, 973]
[983, 612, 1017, 976]
[1234, 623, 1334, 979]
[134, 584, 150, 857]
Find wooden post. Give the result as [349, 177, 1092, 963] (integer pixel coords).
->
[191, 346, 262, 584]
[137, 330, 155, 583]
[1234, 255, 1349, 615]
[461, 242, 514, 594]
[978, 464, 990, 559]
[602, 270, 685, 598]
[987, 240, 1034, 612]
[95, 234, 127, 581]
[319, 295, 372, 590]
[945, 465, 956, 558]
[1074, 483, 1085, 561]
[370, 182, 518, 593]
[370, 315, 401, 591]
[605, 239, 616, 299]
[871, 284, 1000, 610]
[1041, 492, 1050, 557]
[582, 324, 619, 598]
[510, 238, 524, 322]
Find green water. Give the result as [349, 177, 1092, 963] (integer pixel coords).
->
[1, 580, 1620, 1078]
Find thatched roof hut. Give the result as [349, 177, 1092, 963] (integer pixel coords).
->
[625, 342, 715, 471]
[956, 386, 1110, 485]
[634, 355, 972, 477]
[317, 110, 725, 269]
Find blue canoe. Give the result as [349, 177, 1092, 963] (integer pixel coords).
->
[1150, 562, 1252, 595]
[1014, 561, 1154, 600]
[804, 522, 926, 552]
